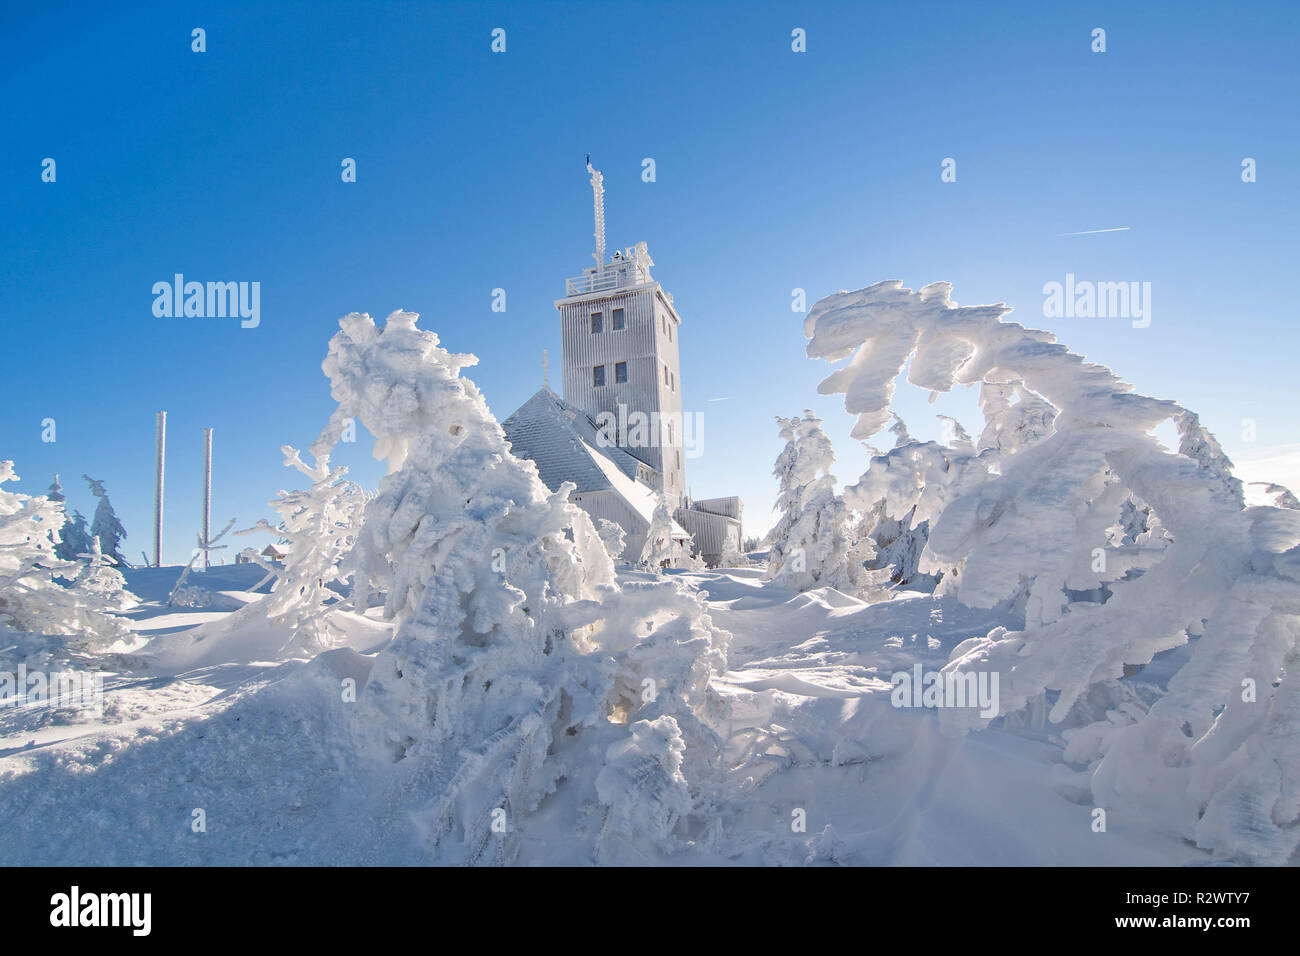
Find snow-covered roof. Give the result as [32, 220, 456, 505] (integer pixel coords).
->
[502, 389, 648, 494]
[503, 389, 688, 539]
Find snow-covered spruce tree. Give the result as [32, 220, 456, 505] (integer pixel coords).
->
[803, 280, 1300, 863]
[46, 475, 94, 563]
[764, 411, 877, 595]
[318, 310, 729, 864]
[639, 491, 689, 571]
[0, 461, 131, 654]
[83, 475, 128, 567]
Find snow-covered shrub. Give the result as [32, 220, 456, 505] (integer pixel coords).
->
[73, 537, 135, 612]
[595, 518, 627, 564]
[318, 310, 730, 864]
[803, 279, 1300, 863]
[718, 537, 749, 569]
[765, 411, 878, 596]
[0, 461, 131, 653]
[595, 715, 692, 852]
[167, 519, 239, 609]
[82, 475, 128, 567]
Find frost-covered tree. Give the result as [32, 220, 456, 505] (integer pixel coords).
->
[803, 279, 1300, 864]
[55, 510, 94, 564]
[0, 461, 131, 653]
[639, 492, 688, 571]
[227, 445, 369, 651]
[316, 310, 730, 864]
[46, 475, 93, 562]
[83, 475, 127, 567]
[765, 411, 877, 595]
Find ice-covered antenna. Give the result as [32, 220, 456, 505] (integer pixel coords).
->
[587, 154, 605, 269]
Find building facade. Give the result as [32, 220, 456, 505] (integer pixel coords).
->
[503, 161, 741, 567]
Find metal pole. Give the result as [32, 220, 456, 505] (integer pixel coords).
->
[154, 411, 166, 567]
[202, 427, 212, 569]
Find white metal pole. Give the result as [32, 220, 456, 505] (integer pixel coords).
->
[154, 411, 166, 567]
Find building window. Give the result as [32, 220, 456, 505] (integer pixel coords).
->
[670, 370, 675, 391]
[593, 365, 605, 387]
[661, 315, 667, 335]
[663, 364, 669, 385]
[615, 361, 627, 383]
[612, 308, 625, 330]
[667, 422, 674, 445]
[667, 321, 673, 342]
[590, 312, 603, 333]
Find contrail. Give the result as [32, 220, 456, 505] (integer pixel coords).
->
[706, 397, 735, 403]
[1059, 226, 1131, 236]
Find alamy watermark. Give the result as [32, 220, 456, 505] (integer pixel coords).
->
[152, 274, 260, 328]
[890, 664, 999, 719]
[1, 664, 104, 718]
[594, 404, 704, 459]
[1042, 274, 1151, 328]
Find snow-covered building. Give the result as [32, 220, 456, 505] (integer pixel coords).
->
[503, 160, 743, 567]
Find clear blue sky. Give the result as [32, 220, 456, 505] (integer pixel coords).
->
[2, 0, 1296, 561]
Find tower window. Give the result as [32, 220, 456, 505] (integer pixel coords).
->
[668, 321, 673, 342]
[612, 308, 625, 330]
[593, 365, 605, 387]
[615, 361, 627, 383]
[663, 364, 669, 385]
[590, 312, 603, 333]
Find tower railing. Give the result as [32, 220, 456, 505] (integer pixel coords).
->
[564, 264, 653, 297]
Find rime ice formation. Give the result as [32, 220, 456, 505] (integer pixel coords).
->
[804, 280, 1300, 863]
[317, 310, 730, 863]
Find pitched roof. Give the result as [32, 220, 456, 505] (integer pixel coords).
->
[502, 389, 688, 538]
[502, 389, 646, 493]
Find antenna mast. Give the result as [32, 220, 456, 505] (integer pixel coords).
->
[586, 155, 605, 270]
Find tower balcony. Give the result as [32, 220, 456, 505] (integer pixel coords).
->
[563, 242, 658, 298]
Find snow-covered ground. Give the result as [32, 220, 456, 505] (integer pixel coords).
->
[0, 561, 1200, 866]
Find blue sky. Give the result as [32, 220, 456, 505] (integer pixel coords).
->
[2, 0, 1297, 561]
